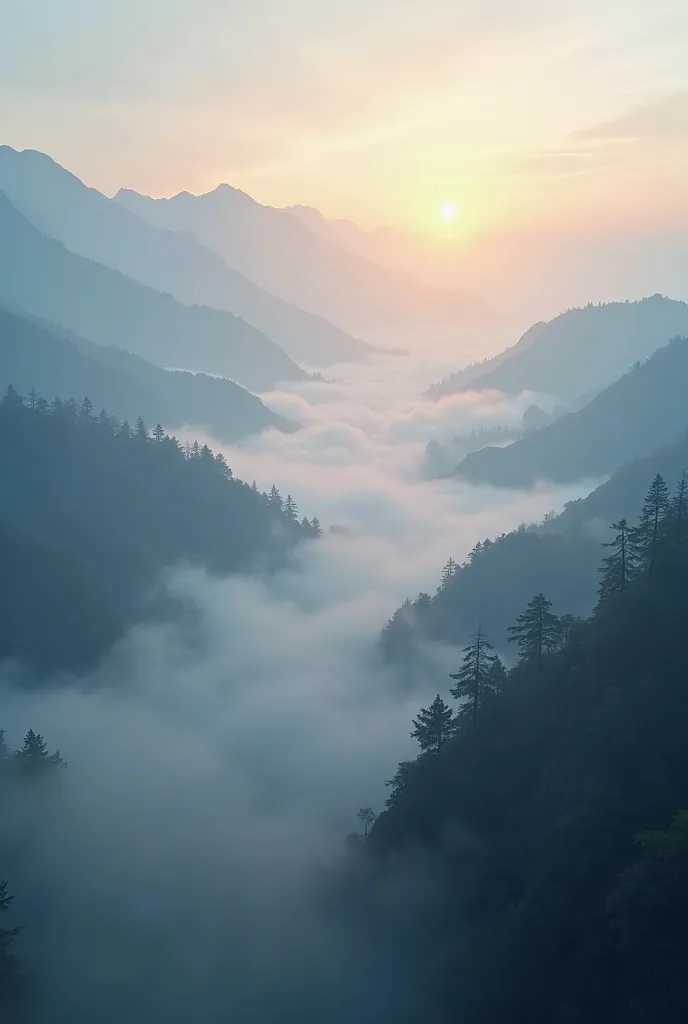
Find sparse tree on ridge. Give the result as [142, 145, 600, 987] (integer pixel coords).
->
[411, 695, 454, 755]
[79, 395, 94, 420]
[437, 557, 457, 592]
[598, 519, 635, 604]
[310, 516, 322, 538]
[284, 494, 299, 523]
[13, 730, 66, 781]
[449, 625, 496, 727]
[268, 485, 284, 511]
[508, 593, 560, 671]
[357, 807, 377, 840]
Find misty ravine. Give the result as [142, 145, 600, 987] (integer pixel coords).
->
[0, 350, 594, 1023]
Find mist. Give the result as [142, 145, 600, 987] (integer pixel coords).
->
[0, 351, 595, 1021]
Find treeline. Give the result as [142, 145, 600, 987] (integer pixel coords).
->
[0, 386, 320, 674]
[354, 472, 688, 1022]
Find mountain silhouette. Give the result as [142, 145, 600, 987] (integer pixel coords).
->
[0, 307, 295, 443]
[428, 297, 688, 403]
[454, 334, 688, 487]
[0, 191, 305, 391]
[0, 146, 371, 368]
[115, 183, 491, 332]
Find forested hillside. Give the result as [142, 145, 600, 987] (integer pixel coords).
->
[454, 335, 688, 487]
[382, 433, 688, 662]
[0, 308, 294, 443]
[0, 192, 305, 390]
[358, 474, 688, 1023]
[0, 387, 317, 672]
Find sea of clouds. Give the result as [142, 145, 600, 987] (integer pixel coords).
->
[1, 351, 596, 1021]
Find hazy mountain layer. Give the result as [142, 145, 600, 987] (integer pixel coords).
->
[0, 308, 295, 444]
[0, 192, 305, 391]
[0, 147, 373, 368]
[454, 334, 688, 487]
[115, 183, 490, 332]
[427, 297, 688, 403]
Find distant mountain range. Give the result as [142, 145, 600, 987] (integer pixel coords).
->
[0, 308, 294, 443]
[0, 191, 305, 391]
[0, 146, 372, 368]
[454, 334, 688, 487]
[428, 297, 688, 403]
[115, 184, 490, 332]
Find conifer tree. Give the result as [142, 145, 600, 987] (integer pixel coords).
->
[449, 625, 495, 726]
[268, 485, 284, 511]
[598, 519, 635, 604]
[668, 471, 688, 556]
[152, 423, 165, 443]
[79, 395, 94, 420]
[310, 516, 322, 538]
[411, 695, 454, 754]
[356, 806, 377, 839]
[508, 593, 560, 671]
[486, 656, 508, 696]
[284, 494, 299, 523]
[13, 730, 66, 781]
[27, 387, 38, 412]
[437, 557, 457, 592]
[632, 474, 670, 575]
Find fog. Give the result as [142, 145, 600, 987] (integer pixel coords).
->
[1, 352, 596, 1022]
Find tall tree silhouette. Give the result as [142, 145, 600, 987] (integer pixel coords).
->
[508, 593, 560, 671]
[437, 558, 457, 592]
[356, 807, 377, 839]
[598, 519, 635, 604]
[632, 473, 670, 576]
[284, 494, 299, 523]
[486, 656, 508, 696]
[449, 625, 495, 726]
[669, 471, 688, 556]
[411, 695, 454, 755]
[13, 730, 66, 781]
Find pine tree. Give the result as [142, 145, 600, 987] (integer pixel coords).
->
[486, 657, 508, 696]
[508, 593, 560, 671]
[668, 472, 688, 556]
[284, 494, 299, 523]
[118, 419, 132, 441]
[27, 387, 38, 412]
[437, 557, 457, 592]
[152, 423, 165, 443]
[598, 519, 635, 604]
[268, 485, 284, 511]
[632, 474, 670, 575]
[310, 516, 322, 538]
[411, 695, 454, 755]
[79, 395, 94, 420]
[356, 807, 376, 839]
[13, 730, 66, 781]
[449, 625, 495, 726]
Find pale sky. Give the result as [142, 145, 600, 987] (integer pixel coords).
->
[1, 0, 687, 239]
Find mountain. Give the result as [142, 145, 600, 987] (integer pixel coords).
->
[0, 308, 295, 443]
[427, 297, 688, 403]
[0, 389, 314, 639]
[0, 147, 372, 368]
[426, 320, 548, 398]
[115, 184, 490, 333]
[0, 191, 304, 391]
[454, 335, 688, 487]
[380, 431, 688, 663]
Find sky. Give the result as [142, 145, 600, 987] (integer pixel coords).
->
[2, 0, 687, 243]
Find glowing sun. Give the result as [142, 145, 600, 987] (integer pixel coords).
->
[440, 202, 458, 223]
